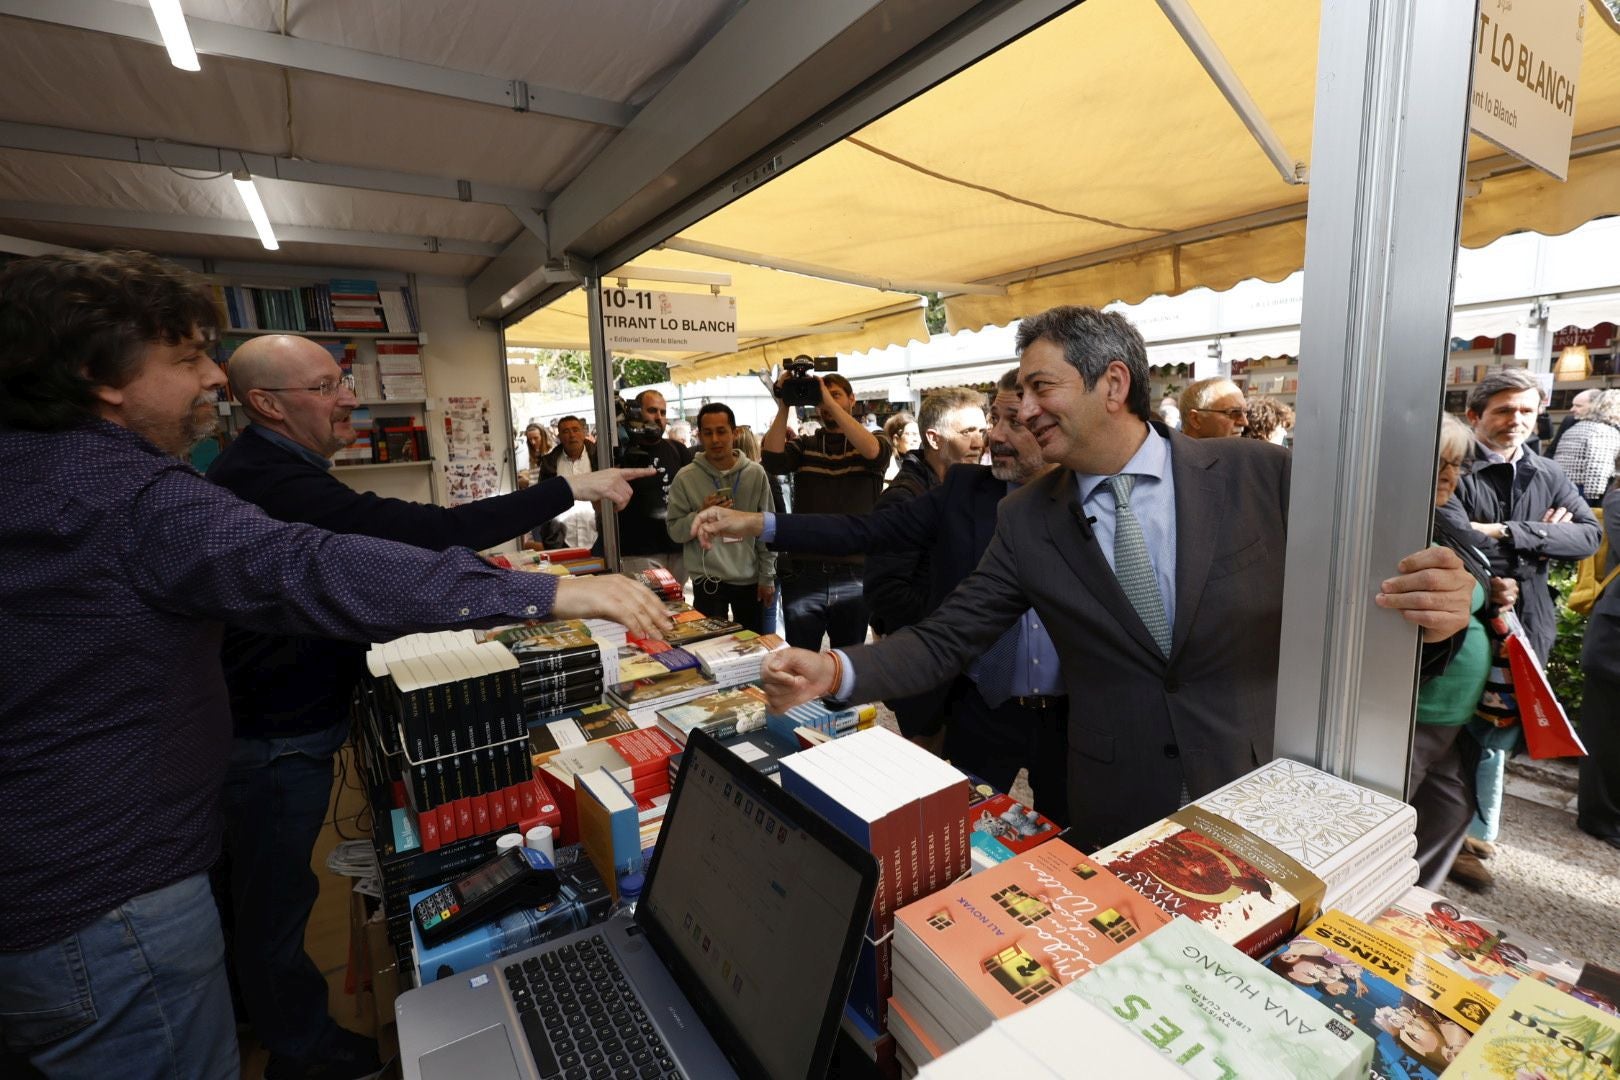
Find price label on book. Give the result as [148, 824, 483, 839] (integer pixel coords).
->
[598, 288, 737, 353]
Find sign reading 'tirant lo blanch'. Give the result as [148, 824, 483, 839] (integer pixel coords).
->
[599, 288, 737, 354]
[1470, 0, 1586, 181]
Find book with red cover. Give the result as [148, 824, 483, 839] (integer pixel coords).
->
[1091, 814, 1305, 958]
[891, 839, 1171, 1045]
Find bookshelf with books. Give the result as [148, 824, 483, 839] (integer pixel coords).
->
[209, 275, 437, 489]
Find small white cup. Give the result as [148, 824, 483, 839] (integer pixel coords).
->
[525, 824, 555, 864]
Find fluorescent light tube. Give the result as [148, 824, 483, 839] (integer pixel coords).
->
[232, 171, 280, 251]
[149, 0, 201, 72]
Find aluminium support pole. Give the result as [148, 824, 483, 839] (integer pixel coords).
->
[586, 275, 622, 572]
[1272, 0, 1479, 795]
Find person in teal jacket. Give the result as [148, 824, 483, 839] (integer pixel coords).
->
[667, 402, 778, 633]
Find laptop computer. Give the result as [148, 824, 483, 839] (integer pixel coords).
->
[397, 727, 880, 1080]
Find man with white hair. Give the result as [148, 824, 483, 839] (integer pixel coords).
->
[1178, 377, 1248, 439]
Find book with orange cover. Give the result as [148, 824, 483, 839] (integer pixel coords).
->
[891, 839, 1171, 1045]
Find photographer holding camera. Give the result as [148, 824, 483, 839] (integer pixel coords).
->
[763, 360, 891, 649]
[614, 388, 695, 581]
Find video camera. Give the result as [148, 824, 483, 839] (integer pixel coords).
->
[616, 397, 664, 469]
[775, 354, 839, 408]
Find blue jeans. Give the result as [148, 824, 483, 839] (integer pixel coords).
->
[1466, 718, 1520, 843]
[781, 561, 869, 650]
[0, 872, 237, 1078]
[222, 722, 348, 1063]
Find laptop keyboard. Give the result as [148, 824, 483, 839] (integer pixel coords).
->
[505, 933, 684, 1080]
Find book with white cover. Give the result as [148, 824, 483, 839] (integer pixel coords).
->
[1195, 758, 1417, 891]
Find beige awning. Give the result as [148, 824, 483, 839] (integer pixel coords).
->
[671, 0, 1620, 342]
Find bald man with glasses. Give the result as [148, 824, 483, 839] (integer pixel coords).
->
[207, 334, 651, 1078]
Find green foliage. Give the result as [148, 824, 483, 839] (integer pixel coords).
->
[507, 347, 668, 393]
[1547, 563, 1586, 717]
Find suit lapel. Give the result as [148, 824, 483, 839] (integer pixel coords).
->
[1167, 430, 1225, 657]
[1041, 469, 1166, 661]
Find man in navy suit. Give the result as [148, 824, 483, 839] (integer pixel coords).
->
[753, 306, 1477, 850]
[693, 369, 1070, 822]
[208, 333, 651, 1079]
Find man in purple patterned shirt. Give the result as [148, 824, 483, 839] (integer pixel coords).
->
[0, 250, 667, 1079]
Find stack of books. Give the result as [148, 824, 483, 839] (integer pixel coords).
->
[1092, 758, 1418, 958]
[376, 341, 426, 400]
[654, 684, 769, 745]
[525, 702, 638, 767]
[379, 640, 542, 852]
[683, 630, 786, 685]
[487, 621, 607, 717]
[606, 667, 718, 727]
[632, 565, 683, 602]
[916, 917, 1376, 1079]
[778, 728, 971, 1036]
[890, 839, 1171, 1060]
[765, 699, 878, 746]
[1263, 910, 1495, 1079]
[537, 726, 682, 849]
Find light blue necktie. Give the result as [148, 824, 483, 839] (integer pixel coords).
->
[1107, 474, 1171, 657]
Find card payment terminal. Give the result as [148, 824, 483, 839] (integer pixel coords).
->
[413, 845, 561, 948]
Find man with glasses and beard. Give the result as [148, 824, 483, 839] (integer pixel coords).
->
[209, 334, 653, 1079]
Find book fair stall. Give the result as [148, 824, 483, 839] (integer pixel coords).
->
[4, 1, 1620, 1079]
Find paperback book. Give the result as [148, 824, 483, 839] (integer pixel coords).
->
[1070, 916, 1375, 1079]
[1265, 909, 1498, 1080]
[892, 839, 1172, 1043]
[1443, 973, 1620, 1078]
[1092, 804, 1323, 958]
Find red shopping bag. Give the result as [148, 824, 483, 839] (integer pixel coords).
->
[1504, 630, 1588, 759]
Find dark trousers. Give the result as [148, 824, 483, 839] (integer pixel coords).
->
[1579, 673, 1620, 844]
[781, 561, 868, 650]
[1409, 722, 1478, 890]
[691, 578, 766, 635]
[945, 681, 1071, 828]
[221, 727, 345, 1063]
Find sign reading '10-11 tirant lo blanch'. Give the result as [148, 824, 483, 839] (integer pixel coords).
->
[599, 287, 738, 355]
[1470, 0, 1587, 181]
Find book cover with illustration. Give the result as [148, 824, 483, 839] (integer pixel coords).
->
[655, 685, 770, 744]
[1443, 974, 1620, 1078]
[1266, 909, 1499, 1080]
[1369, 885, 1598, 1007]
[1093, 806, 1318, 958]
[1070, 916, 1375, 1080]
[1195, 759, 1416, 891]
[892, 839, 1171, 1035]
[967, 792, 1061, 869]
[607, 666, 716, 705]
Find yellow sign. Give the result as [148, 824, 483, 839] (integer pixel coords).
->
[1470, 0, 1586, 180]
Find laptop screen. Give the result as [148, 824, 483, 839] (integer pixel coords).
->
[640, 733, 875, 1080]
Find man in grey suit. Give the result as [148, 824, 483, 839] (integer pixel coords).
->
[761, 305, 1477, 849]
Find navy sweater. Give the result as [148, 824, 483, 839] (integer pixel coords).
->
[208, 425, 574, 739]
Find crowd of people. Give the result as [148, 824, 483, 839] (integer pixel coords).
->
[0, 247, 1614, 1079]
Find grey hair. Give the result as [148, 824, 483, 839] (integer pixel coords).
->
[1466, 368, 1540, 416]
[1179, 377, 1241, 418]
[1437, 413, 1473, 462]
[1014, 306, 1151, 420]
[918, 387, 986, 444]
[1586, 388, 1620, 427]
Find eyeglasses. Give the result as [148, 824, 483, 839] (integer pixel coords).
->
[1190, 407, 1248, 422]
[259, 374, 356, 398]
